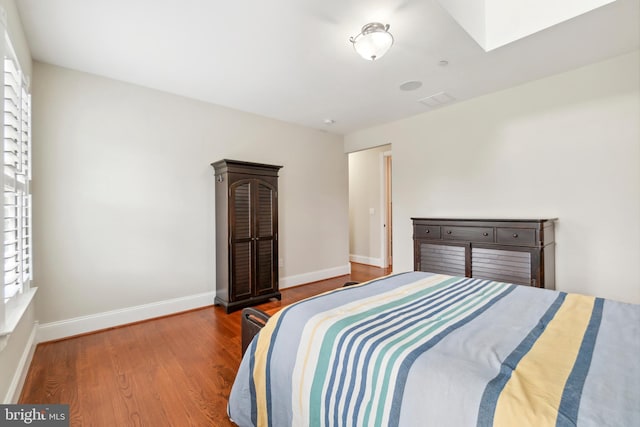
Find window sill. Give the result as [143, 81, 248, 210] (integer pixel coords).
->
[0, 287, 37, 352]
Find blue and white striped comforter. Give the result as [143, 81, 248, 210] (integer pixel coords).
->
[228, 272, 640, 426]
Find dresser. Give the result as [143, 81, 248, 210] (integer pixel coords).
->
[412, 218, 556, 289]
[212, 160, 282, 313]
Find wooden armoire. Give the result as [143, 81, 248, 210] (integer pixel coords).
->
[211, 160, 282, 313]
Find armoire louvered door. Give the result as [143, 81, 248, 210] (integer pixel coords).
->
[229, 181, 253, 301]
[254, 181, 276, 295]
[229, 179, 277, 302]
[212, 160, 282, 313]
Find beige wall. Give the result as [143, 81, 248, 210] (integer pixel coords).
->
[345, 51, 640, 304]
[348, 145, 391, 266]
[32, 62, 349, 324]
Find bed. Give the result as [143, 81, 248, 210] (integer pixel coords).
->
[228, 271, 640, 426]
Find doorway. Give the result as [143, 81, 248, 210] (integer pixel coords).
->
[348, 145, 392, 270]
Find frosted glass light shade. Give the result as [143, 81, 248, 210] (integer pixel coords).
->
[350, 23, 394, 61]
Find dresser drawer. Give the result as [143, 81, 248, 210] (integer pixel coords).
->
[442, 226, 494, 243]
[496, 227, 536, 246]
[414, 224, 441, 239]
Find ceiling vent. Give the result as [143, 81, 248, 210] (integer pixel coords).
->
[417, 92, 456, 108]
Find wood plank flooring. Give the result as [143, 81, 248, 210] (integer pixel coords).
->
[19, 263, 391, 427]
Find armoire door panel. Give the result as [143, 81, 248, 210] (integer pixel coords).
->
[256, 182, 275, 238]
[255, 239, 275, 294]
[231, 181, 252, 240]
[231, 241, 252, 300]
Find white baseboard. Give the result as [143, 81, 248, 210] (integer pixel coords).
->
[349, 254, 384, 268]
[280, 264, 351, 289]
[37, 292, 215, 343]
[36, 266, 354, 342]
[4, 321, 38, 404]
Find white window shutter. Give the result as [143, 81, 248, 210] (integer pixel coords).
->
[2, 43, 31, 303]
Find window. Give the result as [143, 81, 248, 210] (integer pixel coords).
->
[0, 8, 34, 347]
[3, 55, 31, 303]
[3, 43, 31, 304]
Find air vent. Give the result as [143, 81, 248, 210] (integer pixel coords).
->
[418, 92, 456, 108]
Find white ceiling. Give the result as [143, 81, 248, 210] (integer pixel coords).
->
[15, 0, 640, 134]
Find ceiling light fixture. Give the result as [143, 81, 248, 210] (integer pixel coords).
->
[349, 22, 394, 61]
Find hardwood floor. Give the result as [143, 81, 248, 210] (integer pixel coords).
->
[19, 263, 391, 427]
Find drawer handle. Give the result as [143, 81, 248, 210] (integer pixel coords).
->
[425, 229, 430, 233]
[446, 230, 452, 235]
[483, 232, 488, 236]
[512, 233, 518, 238]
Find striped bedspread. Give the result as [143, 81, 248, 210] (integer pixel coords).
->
[228, 272, 640, 426]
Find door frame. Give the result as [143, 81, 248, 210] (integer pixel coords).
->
[379, 150, 392, 269]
